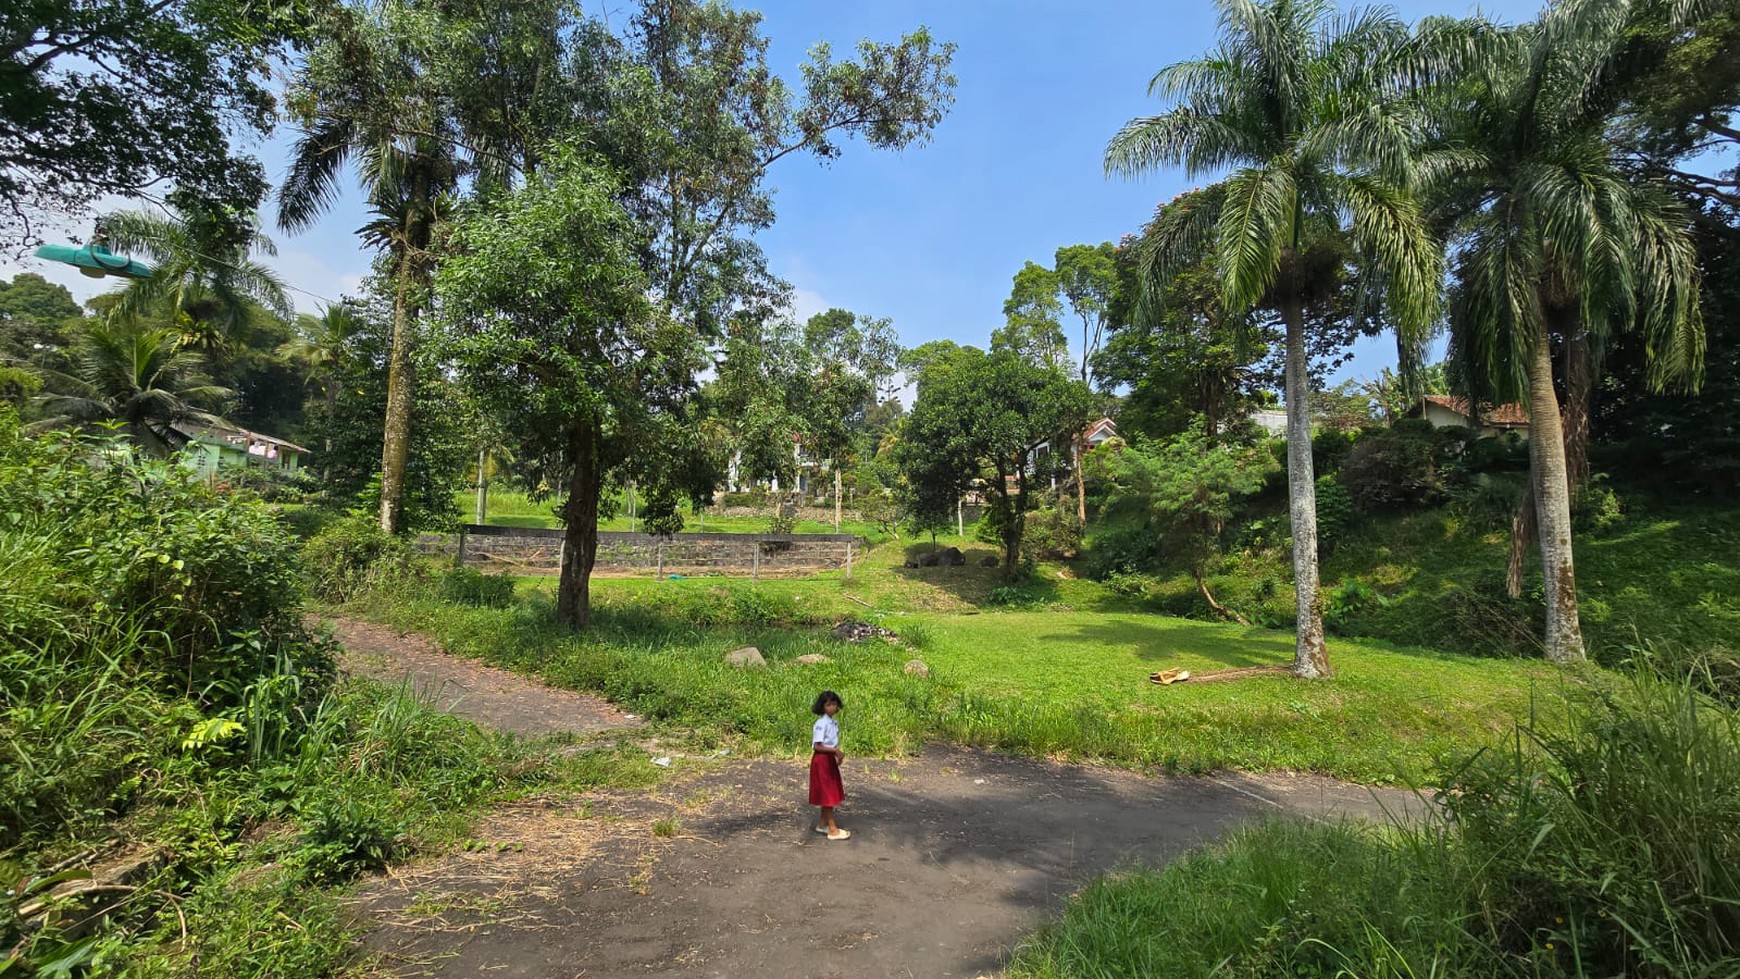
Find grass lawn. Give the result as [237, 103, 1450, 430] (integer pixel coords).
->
[342, 531, 1558, 785]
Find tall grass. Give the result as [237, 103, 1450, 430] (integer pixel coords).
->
[1007, 666, 1740, 979]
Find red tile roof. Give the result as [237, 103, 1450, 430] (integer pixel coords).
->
[1420, 395, 1529, 428]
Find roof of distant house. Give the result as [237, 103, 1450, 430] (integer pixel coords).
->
[174, 422, 312, 455]
[1418, 395, 1529, 428]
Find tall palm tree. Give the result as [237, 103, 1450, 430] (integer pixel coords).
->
[278, 9, 462, 534]
[1434, 0, 1705, 664]
[32, 320, 231, 454]
[100, 206, 292, 348]
[1105, 0, 1444, 678]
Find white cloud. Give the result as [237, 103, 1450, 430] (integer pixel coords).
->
[790, 286, 831, 322]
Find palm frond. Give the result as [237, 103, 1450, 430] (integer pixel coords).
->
[1215, 165, 1294, 314]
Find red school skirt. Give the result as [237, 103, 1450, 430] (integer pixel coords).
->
[809, 752, 845, 807]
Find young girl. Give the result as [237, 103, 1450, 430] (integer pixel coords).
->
[809, 690, 850, 840]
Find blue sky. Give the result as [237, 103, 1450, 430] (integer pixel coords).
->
[8, 0, 1540, 385]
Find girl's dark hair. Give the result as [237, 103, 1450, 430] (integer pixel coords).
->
[812, 690, 843, 715]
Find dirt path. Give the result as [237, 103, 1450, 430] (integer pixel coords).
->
[321, 617, 641, 738]
[326, 616, 1419, 978]
[354, 748, 1418, 978]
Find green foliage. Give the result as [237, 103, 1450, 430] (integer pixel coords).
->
[1009, 670, 1740, 979]
[1022, 508, 1083, 562]
[1089, 427, 1276, 591]
[1312, 474, 1354, 550]
[897, 346, 1094, 572]
[439, 566, 517, 608]
[0, 0, 307, 249]
[1338, 421, 1450, 511]
[301, 513, 415, 603]
[301, 299, 470, 533]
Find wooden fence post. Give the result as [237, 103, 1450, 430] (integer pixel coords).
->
[844, 539, 853, 581]
[456, 527, 468, 568]
[656, 538, 665, 579]
[752, 538, 761, 582]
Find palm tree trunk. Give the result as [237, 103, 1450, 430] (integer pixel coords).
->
[1282, 298, 1330, 678]
[1525, 320, 1585, 663]
[557, 418, 603, 630]
[1506, 477, 1536, 599]
[1563, 326, 1593, 492]
[378, 250, 417, 534]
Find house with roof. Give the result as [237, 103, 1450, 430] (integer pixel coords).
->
[171, 422, 311, 478]
[1410, 395, 1530, 439]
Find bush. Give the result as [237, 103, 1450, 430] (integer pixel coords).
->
[440, 566, 516, 608]
[720, 489, 767, 508]
[301, 513, 415, 603]
[1022, 507, 1083, 561]
[1339, 421, 1449, 511]
[1313, 475, 1353, 550]
[1083, 522, 1161, 579]
[1010, 671, 1740, 979]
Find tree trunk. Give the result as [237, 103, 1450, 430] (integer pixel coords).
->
[1525, 320, 1586, 663]
[557, 420, 603, 630]
[1506, 476, 1536, 599]
[377, 248, 418, 534]
[1002, 458, 1024, 578]
[1563, 325, 1593, 493]
[834, 467, 842, 532]
[1074, 432, 1088, 525]
[474, 446, 488, 525]
[1282, 298, 1330, 678]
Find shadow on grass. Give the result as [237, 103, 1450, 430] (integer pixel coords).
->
[1043, 618, 1294, 670]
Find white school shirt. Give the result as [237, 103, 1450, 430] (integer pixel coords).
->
[812, 714, 839, 749]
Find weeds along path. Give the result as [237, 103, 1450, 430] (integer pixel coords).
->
[323, 614, 1420, 977]
[352, 745, 1420, 978]
[321, 616, 643, 738]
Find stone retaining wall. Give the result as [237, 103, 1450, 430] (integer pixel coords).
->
[415, 527, 862, 578]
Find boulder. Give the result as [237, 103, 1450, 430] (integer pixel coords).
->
[916, 550, 941, 567]
[794, 653, 832, 666]
[904, 559, 920, 568]
[980, 555, 999, 567]
[940, 546, 966, 566]
[903, 658, 930, 678]
[725, 646, 766, 669]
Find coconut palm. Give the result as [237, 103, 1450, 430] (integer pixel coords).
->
[1105, 0, 1445, 678]
[100, 206, 292, 347]
[278, 10, 462, 534]
[1433, 0, 1705, 664]
[33, 320, 231, 454]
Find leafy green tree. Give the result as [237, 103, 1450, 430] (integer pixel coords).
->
[1613, 0, 1740, 211]
[1088, 424, 1275, 621]
[31, 320, 229, 453]
[1053, 242, 1121, 387]
[435, 149, 708, 629]
[995, 262, 1069, 371]
[1105, 0, 1444, 678]
[898, 347, 1093, 575]
[1600, 209, 1740, 496]
[586, 2, 957, 337]
[0, 273, 83, 405]
[0, 0, 314, 248]
[802, 308, 897, 528]
[301, 294, 468, 533]
[1096, 242, 1277, 443]
[1434, 0, 1707, 664]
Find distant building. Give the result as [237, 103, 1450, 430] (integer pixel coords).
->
[1410, 395, 1530, 439]
[1249, 408, 1289, 435]
[172, 423, 311, 478]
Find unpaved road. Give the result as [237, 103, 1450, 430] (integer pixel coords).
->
[353, 747, 1417, 978]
